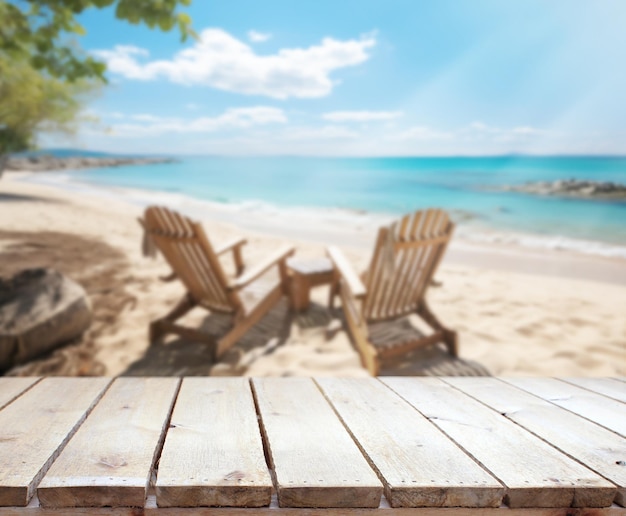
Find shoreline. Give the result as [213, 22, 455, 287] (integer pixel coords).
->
[1, 172, 624, 377]
[9, 169, 626, 285]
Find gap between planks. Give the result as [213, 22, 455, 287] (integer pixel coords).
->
[0, 378, 113, 507]
[557, 378, 626, 404]
[251, 377, 383, 508]
[2, 377, 625, 512]
[155, 378, 272, 508]
[441, 377, 626, 507]
[0, 377, 43, 411]
[382, 377, 617, 509]
[37, 378, 181, 508]
[314, 377, 505, 508]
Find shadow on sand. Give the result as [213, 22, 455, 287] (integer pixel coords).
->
[121, 298, 489, 377]
[0, 192, 64, 203]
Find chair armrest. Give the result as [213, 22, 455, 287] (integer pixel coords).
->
[215, 237, 247, 275]
[229, 245, 295, 290]
[215, 237, 247, 256]
[326, 246, 367, 299]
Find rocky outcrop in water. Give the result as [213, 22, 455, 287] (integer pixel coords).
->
[6, 154, 175, 172]
[504, 179, 626, 201]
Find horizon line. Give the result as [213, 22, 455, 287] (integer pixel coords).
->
[23, 148, 626, 160]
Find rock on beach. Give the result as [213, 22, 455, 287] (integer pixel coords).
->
[0, 268, 92, 371]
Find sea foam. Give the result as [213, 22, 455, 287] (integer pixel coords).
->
[17, 171, 626, 260]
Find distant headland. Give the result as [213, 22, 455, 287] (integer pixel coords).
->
[7, 154, 176, 172]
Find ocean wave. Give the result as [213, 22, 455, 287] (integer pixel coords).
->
[455, 227, 626, 259]
[17, 172, 626, 260]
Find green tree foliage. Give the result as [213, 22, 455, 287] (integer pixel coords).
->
[0, 0, 193, 170]
[1, 0, 193, 81]
[0, 56, 101, 156]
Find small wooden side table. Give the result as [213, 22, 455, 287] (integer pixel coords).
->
[287, 257, 335, 311]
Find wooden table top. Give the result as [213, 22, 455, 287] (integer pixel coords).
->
[0, 376, 624, 515]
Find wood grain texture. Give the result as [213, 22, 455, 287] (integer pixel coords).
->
[4, 495, 626, 514]
[3, 376, 626, 514]
[382, 377, 615, 509]
[316, 378, 504, 508]
[0, 377, 40, 410]
[560, 377, 626, 404]
[445, 377, 625, 506]
[252, 377, 383, 508]
[156, 378, 272, 508]
[503, 377, 626, 438]
[37, 377, 180, 508]
[0, 378, 110, 506]
[326, 246, 367, 298]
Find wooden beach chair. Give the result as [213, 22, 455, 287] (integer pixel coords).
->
[327, 209, 457, 375]
[141, 206, 294, 360]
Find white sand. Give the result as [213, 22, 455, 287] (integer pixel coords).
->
[1, 172, 625, 377]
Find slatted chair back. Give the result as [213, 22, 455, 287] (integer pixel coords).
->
[143, 206, 241, 314]
[362, 209, 453, 322]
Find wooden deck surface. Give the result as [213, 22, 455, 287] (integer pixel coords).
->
[0, 377, 624, 515]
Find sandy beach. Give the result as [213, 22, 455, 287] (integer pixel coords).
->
[1, 171, 625, 378]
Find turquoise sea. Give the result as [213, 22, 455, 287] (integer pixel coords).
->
[59, 156, 626, 256]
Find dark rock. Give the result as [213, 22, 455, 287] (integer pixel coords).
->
[0, 269, 92, 371]
[503, 179, 626, 201]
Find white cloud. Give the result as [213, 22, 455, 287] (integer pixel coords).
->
[389, 122, 550, 146]
[284, 125, 359, 141]
[95, 109, 126, 120]
[94, 28, 376, 99]
[462, 122, 549, 142]
[248, 30, 272, 43]
[395, 126, 454, 141]
[511, 126, 544, 135]
[103, 106, 287, 138]
[322, 110, 403, 122]
[468, 121, 492, 132]
[130, 113, 163, 122]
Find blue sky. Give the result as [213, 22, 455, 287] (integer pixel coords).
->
[46, 0, 626, 156]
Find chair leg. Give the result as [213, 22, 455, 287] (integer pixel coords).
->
[443, 330, 458, 357]
[165, 293, 197, 320]
[149, 320, 163, 344]
[417, 301, 458, 357]
[216, 285, 283, 358]
[149, 293, 196, 346]
[328, 274, 340, 309]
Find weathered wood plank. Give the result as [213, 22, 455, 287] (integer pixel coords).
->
[0, 377, 40, 410]
[445, 377, 626, 506]
[0, 378, 110, 506]
[252, 377, 383, 508]
[4, 495, 626, 514]
[316, 378, 504, 508]
[37, 377, 180, 508]
[503, 377, 626, 437]
[383, 377, 615, 509]
[560, 378, 626, 404]
[156, 378, 272, 508]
